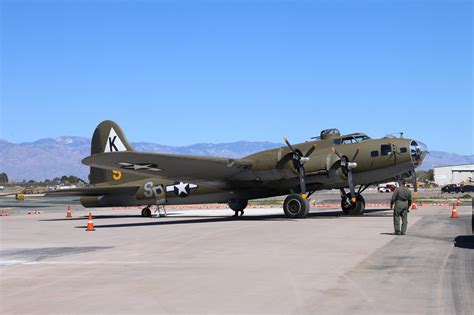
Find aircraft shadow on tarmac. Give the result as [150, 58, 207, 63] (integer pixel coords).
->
[454, 235, 474, 250]
[379, 232, 458, 245]
[53, 208, 392, 229]
[3, 204, 52, 209]
[0, 246, 113, 264]
[41, 215, 144, 221]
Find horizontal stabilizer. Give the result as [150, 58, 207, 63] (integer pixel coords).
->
[44, 185, 139, 197]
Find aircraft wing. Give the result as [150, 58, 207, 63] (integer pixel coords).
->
[82, 152, 253, 181]
[44, 186, 139, 196]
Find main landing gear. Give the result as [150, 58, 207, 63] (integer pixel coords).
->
[228, 199, 248, 216]
[283, 194, 310, 218]
[280, 137, 315, 219]
[340, 188, 366, 215]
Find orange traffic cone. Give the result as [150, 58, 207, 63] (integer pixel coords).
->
[66, 206, 72, 218]
[86, 212, 95, 231]
[411, 202, 417, 210]
[451, 203, 458, 218]
[456, 198, 461, 206]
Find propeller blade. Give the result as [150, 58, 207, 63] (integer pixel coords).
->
[351, 146, 360, 161]
[347, 168, 356, 203]
[284, 136, 308, 195]
[305, 144, 316, 158]
[283, 137, 297, 154]
[331, 146, 342, 159]
[299, 165, 307, 194]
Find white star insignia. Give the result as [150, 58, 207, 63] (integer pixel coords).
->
[118, 162, 162, 172]
[175, 182, 189, 196]
[165, 182, 198, 197]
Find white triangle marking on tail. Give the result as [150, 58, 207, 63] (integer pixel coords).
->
[104, 127, 127, 152]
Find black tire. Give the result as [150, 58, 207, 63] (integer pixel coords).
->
[283, 194, 310, 218]
[228, 199, 248, 212]
[141, 207, 152, 217]
[341, 194, 365, 215]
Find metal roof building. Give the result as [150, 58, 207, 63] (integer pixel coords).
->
[433, 164, 474, 186]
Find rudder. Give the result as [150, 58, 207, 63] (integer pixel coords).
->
[89, 120, 145, 184]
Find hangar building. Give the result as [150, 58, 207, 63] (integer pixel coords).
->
[433, 164, 474, 186]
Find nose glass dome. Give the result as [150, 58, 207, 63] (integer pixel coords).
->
[410, 141, 428, 166]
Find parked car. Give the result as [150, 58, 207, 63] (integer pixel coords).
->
[378, 184, 397, 193]
[461, 184, 474, 193]
[441, 184, 461, 193]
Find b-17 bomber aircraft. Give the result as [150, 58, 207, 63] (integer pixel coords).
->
[52, 120, 427, 218]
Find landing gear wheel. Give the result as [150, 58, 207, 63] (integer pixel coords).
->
[283, 194, 310, 218]
[341, 194, 365, 215]
[228, 199, 248, 217]
[228, 199, 248, 212]
[141, 207, 152, 217]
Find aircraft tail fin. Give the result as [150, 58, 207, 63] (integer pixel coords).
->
[89, 120, 145, 184]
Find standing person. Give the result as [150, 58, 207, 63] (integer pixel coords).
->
[390, 181, 412, 235]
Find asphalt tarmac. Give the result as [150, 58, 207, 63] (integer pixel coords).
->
[0, 195, 472, 314]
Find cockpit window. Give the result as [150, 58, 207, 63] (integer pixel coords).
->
[342, 138, 356, 144]
[341, 135, 371, 144]
[354, 135, 370, 142]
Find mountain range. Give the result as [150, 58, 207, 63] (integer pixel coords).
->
[0, 137, 472, 182]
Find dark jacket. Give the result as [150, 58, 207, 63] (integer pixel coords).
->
[390, 187, 412, 210]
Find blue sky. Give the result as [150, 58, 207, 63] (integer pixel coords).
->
[1, 0, 472, 154]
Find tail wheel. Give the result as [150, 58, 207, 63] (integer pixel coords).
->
[341, 194, 365, 215]
[283, 194, 310, 218]
[141, 207, 152, 217]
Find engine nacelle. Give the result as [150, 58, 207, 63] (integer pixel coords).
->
[80, 196, 103, 207]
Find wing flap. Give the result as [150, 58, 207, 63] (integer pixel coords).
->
[82, 152, 253, 180]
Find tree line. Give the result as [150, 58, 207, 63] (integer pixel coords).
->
[0, 172, 8, 184]
[0, 173, 85, 185]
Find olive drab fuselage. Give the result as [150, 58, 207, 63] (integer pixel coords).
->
[234, 132, 425, 191]
[80, 126, 427, 208]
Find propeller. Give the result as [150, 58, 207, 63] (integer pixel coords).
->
[332, 146, 360, 162]
[283, 137, 316, 195]
[332, 146, 360, 203]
